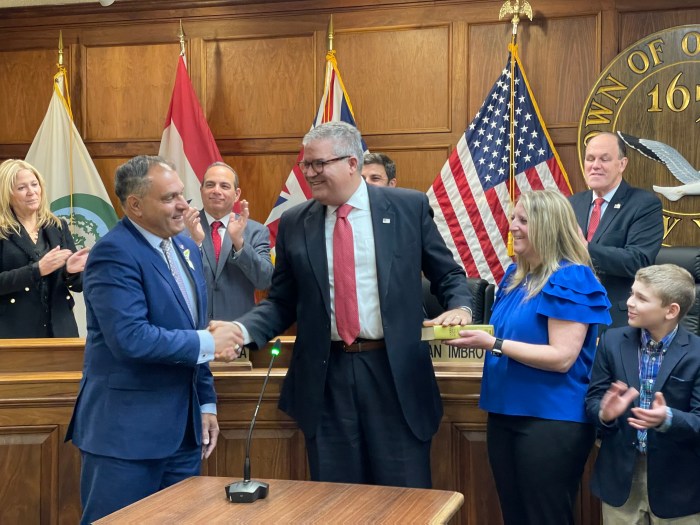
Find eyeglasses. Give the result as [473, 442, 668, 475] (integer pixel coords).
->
[297, 156, 350, 174]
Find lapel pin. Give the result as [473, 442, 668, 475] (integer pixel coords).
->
[614, 203, 621, 209]
[383, 218, 391, 224]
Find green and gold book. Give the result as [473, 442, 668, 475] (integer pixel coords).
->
[421, 324, 494, 341]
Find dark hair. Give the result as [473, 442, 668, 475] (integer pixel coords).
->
[363, 153, 396, 181]
[115, 155, 174, 204]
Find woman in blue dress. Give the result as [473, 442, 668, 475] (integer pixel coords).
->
[449, 189, 611, 525]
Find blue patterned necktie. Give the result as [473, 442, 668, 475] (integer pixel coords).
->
[637, 339, 663, 453]
[160, 239, 195, 321]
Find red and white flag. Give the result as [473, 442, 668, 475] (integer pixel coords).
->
[428, 45, 571, 284]
[159, 55, 222, 208]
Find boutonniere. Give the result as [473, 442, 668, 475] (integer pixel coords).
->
[181, 246, 195, 270]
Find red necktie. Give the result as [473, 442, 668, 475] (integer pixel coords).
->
[587, 198, 605, 242]
[211, 221, 223, 263]
[333, 204, 360, 345]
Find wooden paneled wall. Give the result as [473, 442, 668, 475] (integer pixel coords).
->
[1, 0, 699, 225]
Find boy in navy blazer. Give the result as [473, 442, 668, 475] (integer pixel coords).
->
[585, 264, 700, 523]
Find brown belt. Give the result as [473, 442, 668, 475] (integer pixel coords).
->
[331, 339, 386, 353]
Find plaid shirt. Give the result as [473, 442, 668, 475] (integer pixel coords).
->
[637, 326, 678, 452]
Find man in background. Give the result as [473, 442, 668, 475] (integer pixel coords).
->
[185, 162, 273, 321]
[66, 155, 240, 524]
[362, 152, 397, 187]
[230, 122, 472, 489]
[570, 132, 663, 328]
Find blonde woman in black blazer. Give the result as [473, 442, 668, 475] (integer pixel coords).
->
[0, 159, 89, 338]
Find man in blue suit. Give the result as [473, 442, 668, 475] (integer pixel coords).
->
[230, 122, 473, 488]
[569, 132, 663, 328]
[66, 156, 240, 524]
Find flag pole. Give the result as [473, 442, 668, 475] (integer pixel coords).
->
[499, 0, 533, 257]
[56, 30, 77, 231]
[58, 30, 64, 68]
[178, 19, 186, 57]
[322, 16, 337, 122]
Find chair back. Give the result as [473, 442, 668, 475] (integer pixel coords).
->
[655, 246, 700, 336]
[422, 277, 494, 324]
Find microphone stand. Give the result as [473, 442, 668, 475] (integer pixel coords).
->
[225, 338, 281, 503]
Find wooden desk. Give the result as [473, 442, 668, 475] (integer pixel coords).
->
[94, 476, 464, 524]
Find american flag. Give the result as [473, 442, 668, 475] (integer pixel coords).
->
[428, 47, 571, 284]
[264, 50, 364, 258]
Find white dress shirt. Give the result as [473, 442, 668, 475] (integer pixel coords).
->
[325, 180, 384, 341]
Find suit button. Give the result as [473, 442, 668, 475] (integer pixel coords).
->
[25, 287, 30, 292]
[66, 295, 71, 300]
[10, 298, 15, 304]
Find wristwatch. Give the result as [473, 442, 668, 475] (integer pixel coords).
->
[491, 338, 504, 357]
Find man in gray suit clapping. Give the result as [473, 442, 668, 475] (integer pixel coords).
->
[185, 162, 273, 321]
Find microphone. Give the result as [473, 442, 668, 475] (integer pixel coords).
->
[225, 338, 281, 503]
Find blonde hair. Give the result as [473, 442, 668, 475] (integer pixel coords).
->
[0, 159, 61, 240]
[506, 190, 593, 298]
[635, 264, 696, 319]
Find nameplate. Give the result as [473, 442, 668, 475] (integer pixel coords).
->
[429, 341, 486, 363]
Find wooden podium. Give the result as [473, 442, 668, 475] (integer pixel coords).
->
[94, 476, 464, 524]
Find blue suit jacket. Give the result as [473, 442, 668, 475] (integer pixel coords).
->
[237, 185, 471, 442]
[66, 217, 215, 460]
[585, 326, 700, 518]
[569, 179, 663, 328]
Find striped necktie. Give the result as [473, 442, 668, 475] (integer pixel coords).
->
[160, 239, 195, 321]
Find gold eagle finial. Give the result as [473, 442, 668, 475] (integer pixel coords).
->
[499, 0, 534, 34]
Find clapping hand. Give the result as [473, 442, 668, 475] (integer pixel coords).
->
[66, 247, 90, 274]
[184, 206, 205, 245]
[227, 200, 249, 251]
[599, 380, 639, 423]
[38, 245, 74, 276]
[629, 391, 668, 429]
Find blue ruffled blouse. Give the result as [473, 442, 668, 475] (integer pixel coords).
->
[480, 262, 611, 423]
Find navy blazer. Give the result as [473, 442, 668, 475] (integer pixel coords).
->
[585, 326, 700, 518]
[570, 180, 663, 328]
[0, 219, 82, 338]
[237, 184, 472, 442]
[199, 211, 273, 321]
[66, 217, 215, 460]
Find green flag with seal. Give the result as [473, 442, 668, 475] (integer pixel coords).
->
[26, 65, 118, 336]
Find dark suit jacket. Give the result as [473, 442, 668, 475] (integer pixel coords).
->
[585, 326, 700, 518]
[199, 211, 273, 321]
[0, 219, 82, 338]
[570, 179, 663, 327]
[66, 217, 216, 460]
[237, 185, 472, 442]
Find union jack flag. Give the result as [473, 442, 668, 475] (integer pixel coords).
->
[264, 50, 363, 258]
[428, 45, 571, 284]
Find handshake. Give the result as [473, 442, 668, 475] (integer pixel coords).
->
[208, 320, 246, 362]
